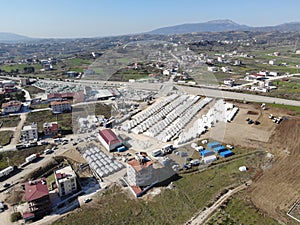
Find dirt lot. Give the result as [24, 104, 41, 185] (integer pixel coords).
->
[247, 116, 300, 224]
[201, 102, 278, 150]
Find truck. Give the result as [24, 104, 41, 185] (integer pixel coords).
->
[0, 166, 14, 179]
[44, 149, 53, 155]
[25, 153, 40, 163]
[151, 149, 163, 157]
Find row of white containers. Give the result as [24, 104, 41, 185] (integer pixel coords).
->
[156, 97, 213, 142]
[82, 147, 124, 178]
[144, 95, 200, 137]
[175, 100, 239, 145]
[133, 95, 191, 134]
[121, 94, 178, 131]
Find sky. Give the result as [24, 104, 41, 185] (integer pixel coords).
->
[1, 0, 300, 38]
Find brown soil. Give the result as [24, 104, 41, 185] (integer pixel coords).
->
[248, 117, 300, 224]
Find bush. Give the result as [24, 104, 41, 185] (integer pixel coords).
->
[11, 212, 22, 222]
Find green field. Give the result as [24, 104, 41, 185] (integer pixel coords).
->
[0, 64, 42, 73]
[25, 110, 73, 133]
[269, 103, 300, 117]
[24, 85, 44, 97]
[0, 145, 46, 170]
[0, 115, 20, 127]
[206, 195, 279, 225]
[54, 153, 264, 225]
[0, 131, 13, 146]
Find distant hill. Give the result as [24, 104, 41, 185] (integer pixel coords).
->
[148, 19, 300, 35]
[0, 32, 33, 43]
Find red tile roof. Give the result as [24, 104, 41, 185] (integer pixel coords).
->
[1, 100, 21, 108]
[50, 101, 70, 106]
[99, 129, 122, 146]
[22, 211, 35, 220]
[127, 159, 153, 172]
[25, 179, 49, 202]
[130, 185, 142, 195]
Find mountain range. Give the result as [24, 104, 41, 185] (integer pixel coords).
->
[148, 19, 300, 35]
[0, 32, 33, 42]
[1, 20, 300, 42]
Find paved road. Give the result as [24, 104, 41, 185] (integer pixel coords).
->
[4, 75, 300, 106]
[177, 85, 300, 106]
[186, 182, 250, 225]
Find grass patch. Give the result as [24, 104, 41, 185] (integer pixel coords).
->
[0, 115, 20, 127]
[24, 85, 44, 97]
[0, 145, 46, 170]
[0, 131, 13, 146]
[95, 103, 112, 118]
[206, 195, 279, 225]
[25, 110, 73, 133]
[53, 154, 263, 225]
[11, 212, 22, 222]
[269, 103, 300, 117]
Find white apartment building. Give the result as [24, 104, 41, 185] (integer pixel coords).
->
[55, 165, 77, 197]
[50, 101, 71, 113]
[127, 157, 153, 187]
[22, 123, 38, 142]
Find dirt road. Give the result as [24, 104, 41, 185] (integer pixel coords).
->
[186, 182, 250, 225]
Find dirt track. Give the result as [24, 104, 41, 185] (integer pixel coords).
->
[248, 117, 300, 224]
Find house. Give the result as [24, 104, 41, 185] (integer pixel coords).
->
[20, 78, 30, 86]
[223, 79, 235, 87]
[67, 71, 79, 78]
[127, 155, 153, 186]
[233, 60, 242, 66]
[97, 129, 123, 151]
[1, 100, 22, 114]
[269, 71, 280, 76]
[23, 178, 51, 221]
[50, 101, 71, 113]
[207, 66, 217, 72]
[221, 67, 230, 73]
[22, 123, 38, 142]
[269, 60, 276, 65]
[43, 122, 59, 136]
[54, 165, 78, 197]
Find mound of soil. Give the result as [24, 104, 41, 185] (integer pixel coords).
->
[248, 118, 300, 223]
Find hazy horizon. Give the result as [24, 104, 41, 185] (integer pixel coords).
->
[1, 0, 300, 38]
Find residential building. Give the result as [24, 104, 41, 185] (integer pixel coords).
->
[269, 60, 276, 65]
[1, 100, 22, 114]
[97, 129, 123, 151]
[22, 123, 38, 142]
[127, 155, 153, 186]
[207, 66, 217, 72]
[50, 101, 71, 113]
[67, 71, 79, 78]
[55, 165, 78, 197]
[43, 122, 59, 136]
[223, 79, 235, 86]
[23, 178, 51, 221]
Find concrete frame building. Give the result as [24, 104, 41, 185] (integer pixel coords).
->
[55, 165, 78, 197]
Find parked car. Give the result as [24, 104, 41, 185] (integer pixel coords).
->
[84, 198, 92, 203]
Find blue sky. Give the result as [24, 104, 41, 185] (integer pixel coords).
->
[1, 0, 300, 38]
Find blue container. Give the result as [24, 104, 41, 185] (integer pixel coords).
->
[117, 146, 127, 152]
[200, 150, 213, 157]
[207, 142, 220, 149]
[214, 146, 227, 153]
[219, 150, 234, 158]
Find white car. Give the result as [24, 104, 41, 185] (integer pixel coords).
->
[84, 198, 92, 203]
